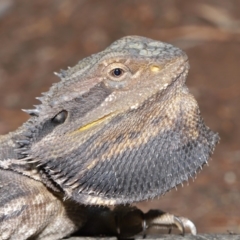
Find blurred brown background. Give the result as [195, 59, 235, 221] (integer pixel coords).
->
[0, 0, 239, 234]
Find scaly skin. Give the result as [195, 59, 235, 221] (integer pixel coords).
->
[0, 36, 219, 239]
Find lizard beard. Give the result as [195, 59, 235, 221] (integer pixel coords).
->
[29, 90, 219, 205]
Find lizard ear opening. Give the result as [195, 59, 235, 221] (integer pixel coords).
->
[51, 110, 68, 125]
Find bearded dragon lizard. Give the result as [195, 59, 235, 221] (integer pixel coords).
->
[0, 36, 219, 239]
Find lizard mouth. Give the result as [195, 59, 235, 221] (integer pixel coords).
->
[70, 112, 115, 135]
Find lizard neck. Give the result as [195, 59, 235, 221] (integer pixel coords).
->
[0, 122, 44, 183]
[0, 116, 37, 161]
[0, 128, 22, 160]
[0, 120, 62, 192]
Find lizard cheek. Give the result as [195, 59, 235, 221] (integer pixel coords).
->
[104, 78, 129, 89]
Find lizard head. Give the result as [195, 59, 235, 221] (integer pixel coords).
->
[17, 36, 219, 205]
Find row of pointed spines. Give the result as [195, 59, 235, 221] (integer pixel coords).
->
[21, 85, 54, 116]
[53, 68, 71, 79]
[14, 116, 39, 159]
[20, 66, 70, 116]
[17, 70, 64, 156]
[14, 67, 72, 161]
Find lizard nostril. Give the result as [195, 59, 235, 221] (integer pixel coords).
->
[52, 110, 68, 124]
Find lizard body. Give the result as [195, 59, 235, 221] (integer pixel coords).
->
[0, 36, 219, 239]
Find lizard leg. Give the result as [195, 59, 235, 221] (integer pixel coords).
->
[74, 205, 196, 237]
[0, 169, 83, 240]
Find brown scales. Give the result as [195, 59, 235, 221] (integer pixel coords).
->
[0, 36, 219, 239]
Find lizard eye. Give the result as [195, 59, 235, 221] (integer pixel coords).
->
[111, 68, 124, 77]
[52, 110, 68, 124]
[104, 63, 131, 89]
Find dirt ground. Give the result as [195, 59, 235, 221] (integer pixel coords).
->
[0, 0, 239, 235]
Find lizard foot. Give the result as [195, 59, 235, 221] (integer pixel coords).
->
[143, 209, 197, 236]
[113, 207, 197, 237]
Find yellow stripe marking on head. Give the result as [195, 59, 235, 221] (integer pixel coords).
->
[70, 113, 114, 135]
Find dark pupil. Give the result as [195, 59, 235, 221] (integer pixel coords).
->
[113, 68, 122, 76]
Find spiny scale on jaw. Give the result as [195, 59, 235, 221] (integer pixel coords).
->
[17, 36, 219, 206]
[22, 107, 41, 117]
